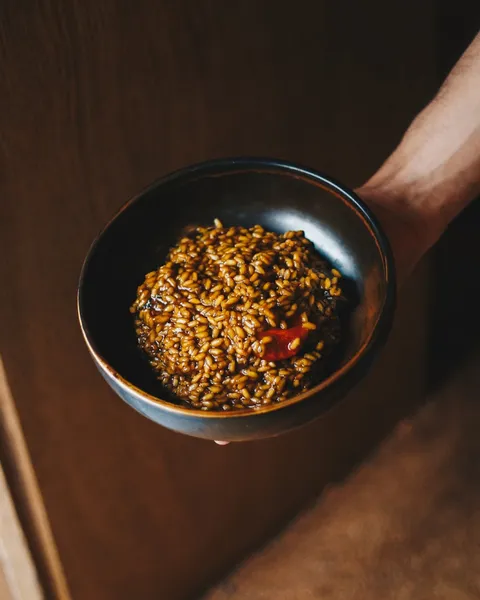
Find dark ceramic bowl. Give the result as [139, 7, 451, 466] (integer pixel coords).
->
[78, 158, 395, 441]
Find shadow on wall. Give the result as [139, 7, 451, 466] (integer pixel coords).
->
[429, 199, 480, 390]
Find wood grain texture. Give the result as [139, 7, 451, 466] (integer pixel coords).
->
[1, 1, 435, 599]
[0, 460, 44, 600]
[0, 358, 70, 600]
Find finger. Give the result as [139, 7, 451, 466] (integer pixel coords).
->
[214, 440, 230, 445]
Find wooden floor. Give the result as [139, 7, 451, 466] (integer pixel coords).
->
[0, 1, 447, 598]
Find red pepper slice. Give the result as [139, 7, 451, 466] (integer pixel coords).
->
[258, 315, 310, 361]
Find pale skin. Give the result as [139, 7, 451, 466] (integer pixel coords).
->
[216, 32, 480, 445]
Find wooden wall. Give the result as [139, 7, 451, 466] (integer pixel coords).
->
[1, 1, 435, 598]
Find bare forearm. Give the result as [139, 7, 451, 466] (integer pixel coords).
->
[361, 32, 480, 253]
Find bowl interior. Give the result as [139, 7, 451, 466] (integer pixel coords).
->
[79, 160, 391, 407]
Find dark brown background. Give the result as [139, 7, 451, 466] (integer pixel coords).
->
[0, 1, 477, 599]
[429, 5, 480, 389]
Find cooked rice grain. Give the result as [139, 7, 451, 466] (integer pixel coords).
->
[131, 222, 345, 410]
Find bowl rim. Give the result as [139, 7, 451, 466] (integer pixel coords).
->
[77, 156, 396, 420]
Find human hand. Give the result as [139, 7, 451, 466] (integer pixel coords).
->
[353, 183, 439, 286]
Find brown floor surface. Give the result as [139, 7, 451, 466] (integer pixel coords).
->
[206, 354, 480, 600]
